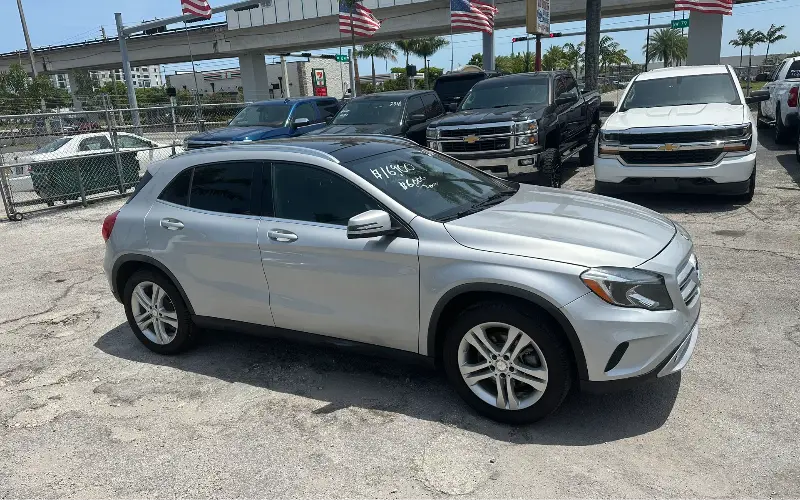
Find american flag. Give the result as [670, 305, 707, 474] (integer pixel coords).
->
[339, 1, 382, 37]
[451, 0, 497, 34]
[181, 0, 213, 19]
[674, 0, 733, 15]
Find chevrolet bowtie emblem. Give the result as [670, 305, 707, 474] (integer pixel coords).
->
[463, 135, 480, 144]
[657, 143, 680, 152]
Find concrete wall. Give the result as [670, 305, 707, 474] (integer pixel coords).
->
[297, 58, 350, 98]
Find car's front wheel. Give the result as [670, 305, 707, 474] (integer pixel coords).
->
[123, 270, 196, 354]
[540, 148, 562, 188]
[442, 301, 573, 424]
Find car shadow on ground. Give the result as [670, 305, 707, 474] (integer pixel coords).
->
[756, 129, 796, 152]
[776, 152, 800, 189]
[599, 192, 744, 214]
[96, 323, 681, 445]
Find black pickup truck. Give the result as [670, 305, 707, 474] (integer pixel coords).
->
[426, 71, 602, 187]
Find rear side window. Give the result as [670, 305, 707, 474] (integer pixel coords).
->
[189, 163, 256, 215]
[422, 93, 444, 119]
[79, 136, 112, 151]
[159, 168, 192, 206]
[406, 96, 425, 118]
[127, 170, 153, 204]
[787, 61, 800, 79]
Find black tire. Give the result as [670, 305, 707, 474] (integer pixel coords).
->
[775, 108, 791, 144]
[737, 166, 756, 204]
[593, 180, 609, 196]
[796, 128, 800, 162]
[756, 105, 769, 130]
[540, 147, 562, 188]
[123, 269, 196, 354]
[580, 123, 599, 167]
[442, 301, 573, 425]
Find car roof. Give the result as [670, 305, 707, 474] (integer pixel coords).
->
[473, 71, 554, 87]
[638, 65, 730, 80]
[437, 70, 501, 80]
[352, 90, 431, 100]
[178, 136, 415, 164]
[251, 97, 335, 105]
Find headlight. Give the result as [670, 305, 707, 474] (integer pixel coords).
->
[427, 127, 439, 139]
[581, 267, 673, 311]
[516, 135, 537, 147]
[514, 120, 538, 135]
[599, 130, 620, 143]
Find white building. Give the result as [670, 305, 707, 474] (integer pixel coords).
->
[50, 65, 164, 92]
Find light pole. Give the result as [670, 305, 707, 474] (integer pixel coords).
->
[16, 0, 37, 76]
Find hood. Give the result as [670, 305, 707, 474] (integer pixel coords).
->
[188, 126, 288, 142]
[444, 184, 676, 269]
[431, 104, 548, 127]
[312, 124, 402, 136]
[604, 103, 747, 131]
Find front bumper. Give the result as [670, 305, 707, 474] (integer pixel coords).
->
[594, 152, 756, 193]
[432, 146, 544, 176]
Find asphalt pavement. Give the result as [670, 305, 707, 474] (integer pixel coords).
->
[0, 131, 798, 498]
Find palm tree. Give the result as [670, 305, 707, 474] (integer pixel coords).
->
[642, 28, 688, 68]
[744, 29, 767, 94]
[730, 29, 747, 68]
[541, 46, 569, 71]
[563, 42, 585, 79]
[599, 35, 621, 74]
[762, 24, 787, 62]
[359, 42, 398, 87]
[584, 0, 601, 91]
[410, 37, 449, 88]
[395, 39, 419, 88]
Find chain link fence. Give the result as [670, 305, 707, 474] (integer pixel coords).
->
[0, 97, 245, 221]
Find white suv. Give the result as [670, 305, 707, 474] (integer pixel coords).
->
[595, 65, 769, 202]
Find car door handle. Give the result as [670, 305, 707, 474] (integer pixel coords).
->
[268, 229, 298, 242]
[160, 218, 184, 230]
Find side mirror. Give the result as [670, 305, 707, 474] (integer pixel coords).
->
[745, 90, 771, 104]
[347, 210, 398, 239]
[599, 100, 617, 112]
[448, 103, 458, 112]
[292, 117, 311, 128]
[409, 113, 426, 124]
[555, 94, 579, 106]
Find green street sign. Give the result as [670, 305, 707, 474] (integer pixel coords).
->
[672, 19, 690, 29]
[335, 54, 350, 63]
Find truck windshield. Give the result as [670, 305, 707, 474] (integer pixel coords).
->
[621, 73, 742, 110]
[332, 99, 404, 125]
[434, 74, 485, 99]
[460, 78, 550, 110]
[229, 104, 292, 127]
[345, 147, 518, 221]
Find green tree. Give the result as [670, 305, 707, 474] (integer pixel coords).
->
[643, 28, 688, 68]
[359, 42, 398, 87]
[762, 24, 787, 62]
[541, 46, 569, 71]
[410, 37, 449, 88]
[468, 53, 483, 67]
[0, 63, 66, 114]
[495, 53, 528, 74]
[418, 67, 443, 89]
[730, 29, 748, 68]
[599, 36, 622, 73]
[563, 42, 585, 78]
[395, 40, 419, 69]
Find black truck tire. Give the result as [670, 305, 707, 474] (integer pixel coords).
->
[540, 148, 562, 188]
[775, 107, 792, 144]
[580, 123, 599, 167]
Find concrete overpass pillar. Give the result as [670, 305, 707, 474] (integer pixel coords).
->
[686, 12, 724, 66]
[66, 70, 84, 111]
[239, 52, 269, 103]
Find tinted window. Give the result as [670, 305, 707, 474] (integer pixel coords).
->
[555, 77, 566, 97]
[159, 168, 192, 206]
[273, 163, 379, 225]
[430, 94, 444, 117]
[773, 61, 788, 81]
[333, 98, 404, 125]
[117, 134, 152, 148]
[460, 78, 550, 110]
[34, 137, 71, 154]
[190, 163, 255, 215]
[79, 136, 112, 151]
[292, 103, 317, 122]
[406, 96, 425, 118]
[434, 74, 485, 98]
[621, 73, 741, 110]
[422, 93, 443, 119]
[345, 147, 516, 221]
[563, 76, 579, 97]
[230, 104, 291, 127]
[787, 61, 800, 79]
[317, 99, 340, 120]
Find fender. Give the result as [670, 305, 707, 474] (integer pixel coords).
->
[426, 282, 589, 381]
[111, 253, 196, 315]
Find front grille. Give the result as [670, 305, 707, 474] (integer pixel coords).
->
[618, 129, 746, 145]
[678, 254, 700, 306]
[620, 149, 722, 165]
[440, 125, 511, 138]
[442, 138, 510, 153]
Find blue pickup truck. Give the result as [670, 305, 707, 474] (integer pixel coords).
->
[185, 97, 341, 149]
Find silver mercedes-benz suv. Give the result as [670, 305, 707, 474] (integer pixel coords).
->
[103, 136, 700, 424]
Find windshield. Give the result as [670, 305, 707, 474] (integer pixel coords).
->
[332, 99, 404, 125]
[34, 137, 71, 154]
[460, 78, 550, 110]
[229, 104, 292, 127]
[346, 147, 518, 221]
[621, 73, 741, 110]
[434, 74, 485, 98]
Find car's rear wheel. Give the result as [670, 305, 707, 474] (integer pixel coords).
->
[579, 123, 599, 167]
[123, 270, 196, 354]
[737, 166, 756, 204]
[442, 301, 573, 424]
[540, 148, 562, 188]
[775, 107, 792, 144]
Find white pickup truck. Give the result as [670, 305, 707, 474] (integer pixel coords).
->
[757, 56, 800, 142]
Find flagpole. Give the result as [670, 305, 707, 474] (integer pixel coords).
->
[449, 3, 454, 72]
[185, 22, 201, 99]
[339, 28, 345, 97]
[349, 4, 358, 97]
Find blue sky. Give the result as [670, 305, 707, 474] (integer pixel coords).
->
[1, 0, 798, 76]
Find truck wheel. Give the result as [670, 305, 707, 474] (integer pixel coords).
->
[775, 108, 791, 144]
[540, 148, 562, 188]
[737, 166, 756, 204]
[579, 124, 599, 167]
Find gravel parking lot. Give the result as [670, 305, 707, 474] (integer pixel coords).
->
[1, 133, 798, 498]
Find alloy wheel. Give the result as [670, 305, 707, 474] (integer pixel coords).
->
[457, 322, 549, 411]
[130, 281, 179, 345]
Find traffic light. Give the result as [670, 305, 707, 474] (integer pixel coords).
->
[548, 32, 562, 38]
[512, 37, 528, 43]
